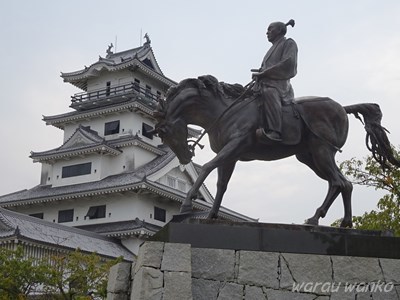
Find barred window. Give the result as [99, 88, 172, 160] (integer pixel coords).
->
[154, 206, 166, 222]
[104, 120, 120, 136]
[142, 123, 154, 139]
[58, 209, 74, 223]
[62, 162, 91, 178]
[86, 205, 106, 219]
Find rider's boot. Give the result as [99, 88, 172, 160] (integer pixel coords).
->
[265, 130, 282, 141]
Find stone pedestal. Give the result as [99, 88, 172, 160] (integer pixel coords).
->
[109, 220, 400, 300]
[152, 219, 400, 259]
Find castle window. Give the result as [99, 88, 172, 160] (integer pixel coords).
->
[142, 123, 154, 139]
[167, 176, 176, 188]
[104, 120, 120, 135]
[145, 85, 152, 98]
[86, 205, 106, 219]
[30, 213, 44, 219]
[154, 206, 166, 222]
[134, 79, 140, 92]
[62, 162, 92, 178]
[58, 209, 74, 223]
[106, 81, 111, 96]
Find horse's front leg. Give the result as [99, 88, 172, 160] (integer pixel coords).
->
[180, 138, 247, 214]
[207, 162, 237, 219]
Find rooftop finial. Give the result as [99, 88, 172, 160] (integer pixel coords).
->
[106, 43, 114, 56]
[144, 33, 151, 46]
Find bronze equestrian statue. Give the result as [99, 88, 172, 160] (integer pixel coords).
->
[153, 21, 400, 228]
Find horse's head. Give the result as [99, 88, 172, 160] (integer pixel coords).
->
[153, 84, 195, 165]
[153, 75, 241, 164]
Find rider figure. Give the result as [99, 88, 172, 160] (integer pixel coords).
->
[252, 19, 298, 142]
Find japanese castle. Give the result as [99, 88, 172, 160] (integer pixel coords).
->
[0, 37, 254, 259]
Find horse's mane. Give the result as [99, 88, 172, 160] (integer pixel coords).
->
[165, 75, 246, 105]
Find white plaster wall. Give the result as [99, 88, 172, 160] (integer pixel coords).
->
[86, 69, 133, 92]
[40, 163, 53, 185]
[50, 155, 100, 187]
[86, 69, 166, 98]
[62, 110, 161, 148]
[12, 192, 180, 227]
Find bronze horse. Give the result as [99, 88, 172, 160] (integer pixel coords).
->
[154, 75, 399, 227]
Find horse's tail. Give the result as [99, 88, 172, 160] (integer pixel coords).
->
[344, 103, 400, 169]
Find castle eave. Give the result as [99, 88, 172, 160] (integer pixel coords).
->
[30, 144, 122, 163]
[43, 98, 156, 129]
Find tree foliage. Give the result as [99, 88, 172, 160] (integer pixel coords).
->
[0, 247, 122, 300]
[337, 149, 400, 236]
[42, 250, 121, 300]
[0, 246, 46, 299]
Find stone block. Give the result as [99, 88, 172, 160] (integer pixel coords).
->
[244, 285, 265, 300]
[107, 293, 129, 300]
[263, 288, 316, 300]
[107, 262, 132, 294]
[371, 282, 399, 300]
[192, 278, 221, 300]
[355, 291, 372, 300]
[163, 271, 192, 300]
[161, 243, 191, 272]
[280, 253, 332, 294]
[380, 258, 400, 284]
[133, 242, 164, 275]
[329, 287, 356, 300]
[217, 282, 243, 300]
[192, 247, 235, 281]
[237, 251, 279, 289]
[332, 256, 383, 284]
[131, 267, 163, 300]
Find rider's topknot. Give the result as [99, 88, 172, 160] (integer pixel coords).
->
[286, 19, 295, 28]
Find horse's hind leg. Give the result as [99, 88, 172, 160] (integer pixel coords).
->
[338, 171, 353, 227]
[296, 146, 353, 227]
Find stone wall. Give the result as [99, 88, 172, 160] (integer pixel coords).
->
[107, 241, 400, 300]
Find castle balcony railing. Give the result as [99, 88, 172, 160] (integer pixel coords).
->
[70, 82, 160, 111]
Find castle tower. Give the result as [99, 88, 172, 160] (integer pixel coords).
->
[0, 38, 255, 254]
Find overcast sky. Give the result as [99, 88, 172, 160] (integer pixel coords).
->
[1, 1, 399, 226]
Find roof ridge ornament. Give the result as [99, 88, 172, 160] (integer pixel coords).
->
[143, 33, 151, 47]
[106, 43, 114, 57]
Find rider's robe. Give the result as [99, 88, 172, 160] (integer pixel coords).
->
[259, 36, 298, 102]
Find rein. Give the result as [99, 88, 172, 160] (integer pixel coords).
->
[187, 79, 256, 155]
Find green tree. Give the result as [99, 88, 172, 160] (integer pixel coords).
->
[337, 150, 400, 236]
[0, 247, 122, 300]
[0, 246, 46, 299]
[42, 249, 122, 300]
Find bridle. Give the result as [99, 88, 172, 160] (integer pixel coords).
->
[187, 79, 256, 156]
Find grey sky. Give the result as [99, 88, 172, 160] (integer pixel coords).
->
[1, 1, 399, 225]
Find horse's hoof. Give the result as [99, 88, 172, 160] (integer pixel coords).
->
[180, 204, 193, 214]
[305, 218, 319, 226]
[340, 219, 353, 228]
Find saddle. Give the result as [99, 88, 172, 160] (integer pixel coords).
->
[257, 101, 303, 145]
